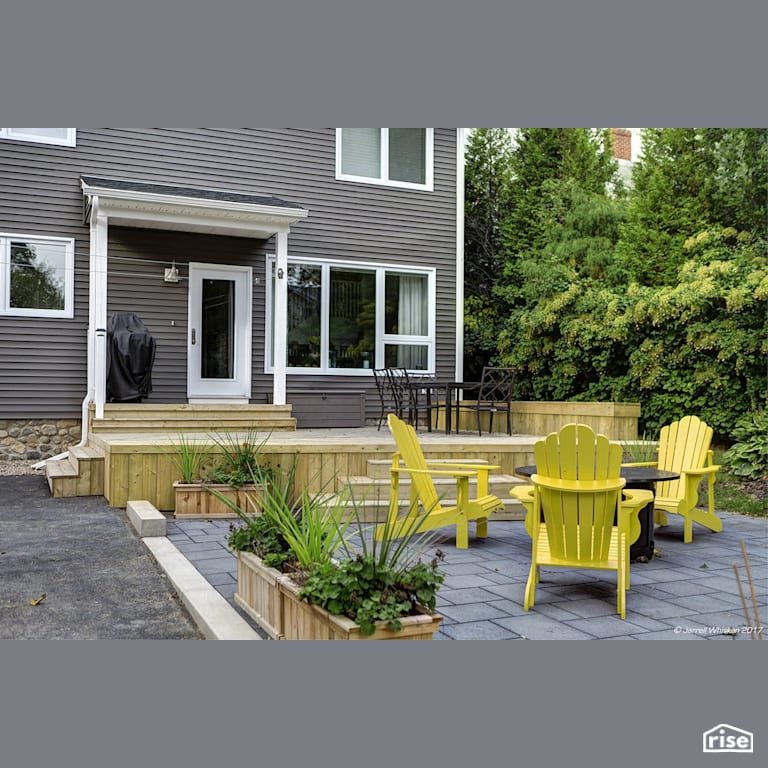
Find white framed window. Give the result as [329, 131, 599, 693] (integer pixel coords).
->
[0, 233, 75, 318]
[267, 256, 435, 375]
[0, 128, 76, 147]
[336, 128, 434, 191]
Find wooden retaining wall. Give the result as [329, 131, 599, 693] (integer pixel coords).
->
[436, 401, 640, 441]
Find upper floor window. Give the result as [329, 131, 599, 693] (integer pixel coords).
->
[0, 128, 76, 147]
[0, 234, 75, 318]
[336, 128, 433, 191]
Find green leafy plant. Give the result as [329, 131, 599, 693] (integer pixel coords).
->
[724, 411, 768, 480]
[257, 464, 353, 573]
[297, 488, 446, 635]
[299, 553, 444, 636]
[223, 458, 352, 573]
[227, 513, 293, 571]
[209, 427, 273, 487]
[226, 470, 447, 636]
[163, 434, 211, 484]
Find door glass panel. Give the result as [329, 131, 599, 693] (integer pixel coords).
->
[201, 278, 235, 379]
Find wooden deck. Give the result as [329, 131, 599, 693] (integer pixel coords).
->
[89, 426, 540, 511]
[44, 400, 640, 518]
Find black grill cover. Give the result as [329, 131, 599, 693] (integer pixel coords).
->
[106, 312, 156, 402]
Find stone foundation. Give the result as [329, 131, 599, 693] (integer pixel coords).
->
[0, 419, 81, 461]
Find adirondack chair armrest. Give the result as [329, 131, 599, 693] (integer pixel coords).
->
[510, 484, 534, 501]
[681, 464, 721, 477]
[621, 461, 658, 468]
[424, 460, 501, 472]
[530, 474, 626, 493]
[619, 488, 654, 511]
[391, 467, 477, 479]
[510, 484, 536, 537]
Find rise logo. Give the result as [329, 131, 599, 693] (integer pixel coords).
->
[702, 724, 754, 753]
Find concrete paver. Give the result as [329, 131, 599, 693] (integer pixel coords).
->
[168, 507, 766, 640]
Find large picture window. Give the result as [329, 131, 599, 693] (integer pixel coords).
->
[0, 128, 76, 147]
[336, 128, 433, 190]
[0, 234, 74, 318]
[269, 258, 434, 374]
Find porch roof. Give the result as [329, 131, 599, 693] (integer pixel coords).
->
[80, 175, 309, 238]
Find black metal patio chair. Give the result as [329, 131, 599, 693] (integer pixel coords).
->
[454, 366, 517, 436]
[386, 367, 443, 432]
[373, 368, 397, 430]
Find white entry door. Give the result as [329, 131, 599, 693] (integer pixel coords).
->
[187, 263, 252, 401]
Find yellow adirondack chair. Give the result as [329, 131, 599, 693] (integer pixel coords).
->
[624, 415, 721, 544]
[510, 424, 653, 619]
[374, 413, 505, 549]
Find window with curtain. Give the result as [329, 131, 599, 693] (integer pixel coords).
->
[336, 129, 433, 190]
[269, 258, 433, 374]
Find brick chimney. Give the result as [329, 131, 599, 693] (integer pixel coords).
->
[610, 128, 632, 161]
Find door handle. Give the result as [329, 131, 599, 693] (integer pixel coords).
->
[191, 328, 196, 345]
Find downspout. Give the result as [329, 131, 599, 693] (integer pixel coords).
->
[32, 194, 100, 469]
[455, 127, 465, 382]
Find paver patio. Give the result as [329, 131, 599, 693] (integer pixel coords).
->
[167, 509, 767, 640]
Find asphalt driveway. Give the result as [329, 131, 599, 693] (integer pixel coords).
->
[0, 474, 202, 639]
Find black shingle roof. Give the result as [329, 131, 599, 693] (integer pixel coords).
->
[81, 176, 304, 211]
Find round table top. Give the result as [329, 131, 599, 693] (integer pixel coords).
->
[514, 465, 680, 484]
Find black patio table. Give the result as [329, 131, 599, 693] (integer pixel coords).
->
[513, 465, 680, 561]
[405, 380, 479, 434]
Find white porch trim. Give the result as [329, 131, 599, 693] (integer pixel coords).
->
[81, 177, 308, 418]
[455, 127, 465, 382]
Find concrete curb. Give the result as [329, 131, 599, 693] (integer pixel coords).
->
[143, 536, 261, 641]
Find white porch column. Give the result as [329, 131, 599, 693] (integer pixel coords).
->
[272, 228, 289, 406]
[455, 127, 465, 382]
[89, 208, 109, 420]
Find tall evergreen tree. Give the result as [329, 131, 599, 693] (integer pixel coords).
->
[462, 128, 515, 378]
[615, 127, 767, 282]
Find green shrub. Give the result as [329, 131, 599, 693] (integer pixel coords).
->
[723, 411, 768, 480]
[209, 427, 273, 487]
[298, 553, 444, 636]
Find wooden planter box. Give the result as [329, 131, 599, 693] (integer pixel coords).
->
[173, 483, 264, 519]
[234, 551, 443, 640]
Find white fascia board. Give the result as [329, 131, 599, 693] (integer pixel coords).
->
[80, 180, 309, 226]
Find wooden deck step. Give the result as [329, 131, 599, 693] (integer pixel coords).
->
[89, 403, 297, 434]
[90, 417, 297, 433]
[45, 446, 105, 498]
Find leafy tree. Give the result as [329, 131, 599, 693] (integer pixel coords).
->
[463, 128, 515, 378]
[497, 179, 629, 400]
[502, 128, 619, 261]
[614, 128, 767, 286]
[619, 227, 768, 437]
[462, 127, 767, 438]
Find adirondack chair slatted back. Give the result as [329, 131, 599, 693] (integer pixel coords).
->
[654, 415, 713, 506]
[388, 412, 442, 514]
[533, 424, 625, 563]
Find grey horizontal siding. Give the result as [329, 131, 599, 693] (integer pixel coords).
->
[106, 227, 268, 404]
[0, 129, 458, 421]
